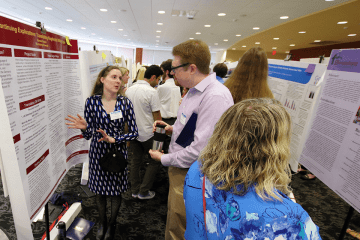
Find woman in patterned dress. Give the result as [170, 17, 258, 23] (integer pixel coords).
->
[65, 65, 138, 240]
[183, 98, 322, 240]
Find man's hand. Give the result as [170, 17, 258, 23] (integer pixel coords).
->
[149, 149, 164, 162]
[153, 120, 173, 135]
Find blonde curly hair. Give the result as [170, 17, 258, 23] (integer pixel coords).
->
[199, 98, 292, 201]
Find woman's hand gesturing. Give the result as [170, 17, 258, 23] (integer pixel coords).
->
[65, 114, 87, 130]
[97, 129, 116, 143]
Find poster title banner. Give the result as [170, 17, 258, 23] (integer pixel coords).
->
[0, 15, 77, 53]
[269, 64, 312, 84]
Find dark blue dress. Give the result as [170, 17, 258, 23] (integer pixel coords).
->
[82, 95, 138, 195]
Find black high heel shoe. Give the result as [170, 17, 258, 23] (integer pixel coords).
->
[96, 222, 107, 240]
[104, 224, 116, 240]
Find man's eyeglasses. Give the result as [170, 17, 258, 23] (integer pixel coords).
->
[170, 63, 190, 73]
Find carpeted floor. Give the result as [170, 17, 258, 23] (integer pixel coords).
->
[0, 163, 359, 240]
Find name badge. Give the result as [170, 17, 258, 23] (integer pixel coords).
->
[110, 110, 123, 120]
[180, 113, 186, 125]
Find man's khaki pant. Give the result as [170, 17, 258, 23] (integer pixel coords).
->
[165, 166, 189, 240]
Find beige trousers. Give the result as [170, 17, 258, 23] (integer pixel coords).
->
[165, 166, 189, 240]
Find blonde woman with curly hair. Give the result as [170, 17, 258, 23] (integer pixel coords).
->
[119, 67, 130, 92]
[183, 98, 321, 240]
[224, 47, 274, 104]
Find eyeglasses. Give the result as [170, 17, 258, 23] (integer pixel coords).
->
[170, 63, 190, 73]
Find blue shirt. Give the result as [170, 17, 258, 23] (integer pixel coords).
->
[184, 161, 322, 240]
[216, 75, 224, 84]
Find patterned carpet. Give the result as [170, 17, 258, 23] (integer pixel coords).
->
[0, 164, 359, 240]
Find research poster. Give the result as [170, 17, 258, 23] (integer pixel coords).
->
[266, 59, 327, 171]
[300, 49, 360, 212]
[0, 14, 87, 238]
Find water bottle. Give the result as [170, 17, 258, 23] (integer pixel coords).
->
[152, 124, 167, 151]
[57, 221, 66, 240]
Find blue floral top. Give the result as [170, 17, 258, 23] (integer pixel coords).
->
[184, 161, 322, 240]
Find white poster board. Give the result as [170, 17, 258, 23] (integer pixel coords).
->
[266, 60, 327, 171]
[0, 14, 88, 239]
[300, 49, 360, 212]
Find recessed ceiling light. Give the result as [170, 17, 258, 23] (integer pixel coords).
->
[255, 42, 260, 44]
[158, 10, 165, 14]
[156, 30, 161, 33]
[218, 13, 226, 16]
[118, 29, 123, 31]
[325, 0, 334, 1]
[285, 51, 290, 53]
[81, 27, 86, 29]
[299, 31, 306, 33]
[214, 43, 218, 45]
[224, 39, 228, 41]
[337, 21, 348, 24]
[100, 9, 108, 12]
[232, 48, 236, 50]
[253, 27, 260, 30]
[66, 19, 72, 22]
[111, 21, 117, 23]
[273, 38, 279, 40]
[196, 32, 201, 34]
[100, 38, 103, 39]
[156, 36, 160, 38]
[236, 34, 241, 37]
[348, 34, 357, 36]
[204, 25, 211, 27]
[272, 47, 277, 49]
[189, 38, 194, 39]
[157, 23, 163, 25]
[290, 44, 295, 46]
[280, 16, 289, 19]
[45, 7, 52, 10]
[242, 45, 246, 47]
[314, 40, 321, 42]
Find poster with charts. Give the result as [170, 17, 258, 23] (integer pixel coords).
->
[0, 14, 87, 239]
[266, 59, 327, 171]
[299, 49, 360, 212]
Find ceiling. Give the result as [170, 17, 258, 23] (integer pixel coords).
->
[0, 0, 358, 54]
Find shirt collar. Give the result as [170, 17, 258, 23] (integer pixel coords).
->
[136, 80, 151, 87]
[192, 72, 216, 93]
[164, 78, 175, 85]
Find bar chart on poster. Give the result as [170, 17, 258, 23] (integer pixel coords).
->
[0, 15, 88, 239]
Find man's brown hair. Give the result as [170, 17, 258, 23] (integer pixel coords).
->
[172, 39, 211, 75]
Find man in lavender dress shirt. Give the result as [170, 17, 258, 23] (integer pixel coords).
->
[149, 39, 234, 240]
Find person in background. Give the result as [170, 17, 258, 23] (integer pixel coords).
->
[213, 62, 228, 84]
[158, 59, 181, 153]
[65, 65, 138, 240]
[126, 65, 163, 200]
[184, 98, 322, 239]
[224, 47, 273, 104]
[149, 39, 233, 240]
[119, 67, 130, 92]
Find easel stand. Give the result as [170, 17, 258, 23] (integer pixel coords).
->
[45, 203, 50, 240]
[338, 206, 355, 240]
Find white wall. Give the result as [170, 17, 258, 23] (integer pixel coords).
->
[78, 41, 134, 63]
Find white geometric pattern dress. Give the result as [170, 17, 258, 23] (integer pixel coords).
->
[82, 95, 138, 195]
